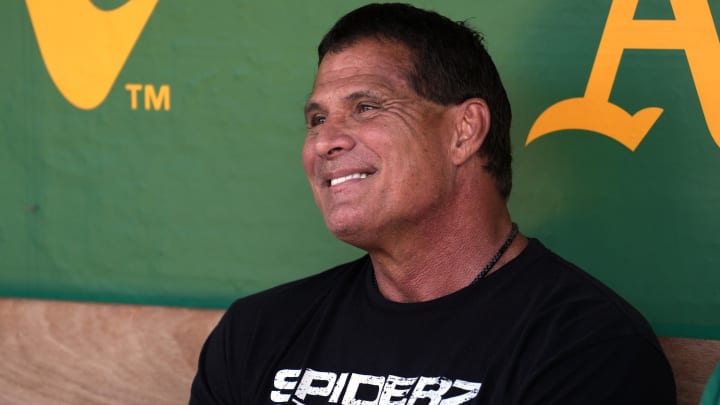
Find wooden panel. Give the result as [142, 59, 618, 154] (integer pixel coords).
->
[660, 336, 720, 405]
[0, 298, 222, 405]
[1, 298, 719, 405]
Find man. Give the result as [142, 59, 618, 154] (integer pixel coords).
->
[191, 3, 675, 404]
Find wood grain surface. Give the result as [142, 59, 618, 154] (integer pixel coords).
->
[1, 298, 718, 405]
[0, 298, 222, 405]
[661, 336, 720, 405]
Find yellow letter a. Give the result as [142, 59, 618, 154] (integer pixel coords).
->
[526, 0, 720, 151]
[26, 0, 158, 110]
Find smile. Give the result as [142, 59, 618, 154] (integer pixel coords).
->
[329, 173, 371, 187]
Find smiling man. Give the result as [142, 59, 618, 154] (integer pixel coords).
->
[190, 4, 675, 404]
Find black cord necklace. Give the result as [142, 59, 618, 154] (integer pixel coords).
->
[472, 222, 519, 283]
[370, 223, 520, 290]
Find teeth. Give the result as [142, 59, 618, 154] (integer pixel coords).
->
[330, 173, 368, 187]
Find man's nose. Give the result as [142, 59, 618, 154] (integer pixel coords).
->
[314, 118, 356, 159]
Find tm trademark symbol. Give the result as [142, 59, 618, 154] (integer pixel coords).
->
[124, 83, 171, 111]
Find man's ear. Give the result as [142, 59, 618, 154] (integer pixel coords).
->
[451, 98, 490, 165]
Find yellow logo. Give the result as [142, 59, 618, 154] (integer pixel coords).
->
[25, 0, 159, 110]
[526, 0, 720, 151]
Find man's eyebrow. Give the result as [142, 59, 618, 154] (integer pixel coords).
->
[346, 90, 381, 102]
[304, 90, 383, 116]
[304, 101, 322, 117]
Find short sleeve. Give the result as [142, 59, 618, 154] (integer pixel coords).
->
[189, 310, 239, 405]
[517, 335, 676, 404]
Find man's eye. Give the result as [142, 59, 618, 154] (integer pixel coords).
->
[310, 115, 326, 127]
[359, 104, 376, 113]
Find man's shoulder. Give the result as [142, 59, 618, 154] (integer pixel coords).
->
[507, 240, 675, 403]
[519, 238, 639, 306]
[515, 238, 662, 347]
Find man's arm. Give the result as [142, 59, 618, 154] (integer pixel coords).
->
[517, 335, 676, 404]
[189, 311, 239, 405]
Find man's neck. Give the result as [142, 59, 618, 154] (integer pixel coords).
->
[366, 206, 527, 303]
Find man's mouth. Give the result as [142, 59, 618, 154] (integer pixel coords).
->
[329, 172, 373, 187]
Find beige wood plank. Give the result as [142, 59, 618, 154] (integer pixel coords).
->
[661, 336, 720, 405]
[0, 298, 222, 405]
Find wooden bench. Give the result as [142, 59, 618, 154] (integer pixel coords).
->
[0, 298, 221, 404]
[0, 298, 718, 404]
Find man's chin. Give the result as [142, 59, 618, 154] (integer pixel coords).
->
[325, 220, 361, 241]
[324, 218, 373, 249]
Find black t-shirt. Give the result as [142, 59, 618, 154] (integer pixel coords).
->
[190, 239, 676, 404]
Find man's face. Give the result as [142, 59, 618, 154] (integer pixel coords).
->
[302, 39, 458, 248]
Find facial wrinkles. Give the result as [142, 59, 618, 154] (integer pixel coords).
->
[307, 42, 418, 127]
[301, 41, 469, 249]
[305, 89, 450, 186]
[305, 41, 451, 180]
[383, 98, 446, 136]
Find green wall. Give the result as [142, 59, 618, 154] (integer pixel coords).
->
[1, 1, 719, 338]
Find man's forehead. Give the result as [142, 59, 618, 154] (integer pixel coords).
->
[322, 37, 412, 65]
[316, 41, 411, 83]
[310, 75, 399, 99]
[306, 44, 413, 107]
